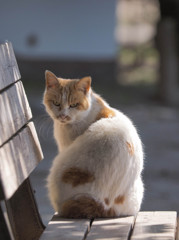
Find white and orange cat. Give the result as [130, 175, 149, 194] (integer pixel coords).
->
[43, 70, 144, 218]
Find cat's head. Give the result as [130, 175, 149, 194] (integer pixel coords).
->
[43, 70, 92, 124]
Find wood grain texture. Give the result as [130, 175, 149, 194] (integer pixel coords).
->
[0, 41, 21, 91]
[0, 122, 43, 200]
[131, 211, 177, 240]
[0, 81, 32, 146]
[6, 178, 45, 240]
[39, 214, 90, 240]
[86, 216, 135, 240]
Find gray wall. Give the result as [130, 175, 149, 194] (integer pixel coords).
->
[0, 0, 117, 60]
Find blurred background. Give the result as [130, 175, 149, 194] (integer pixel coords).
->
[0, 0, 179, 225]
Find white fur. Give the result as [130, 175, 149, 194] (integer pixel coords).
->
[47, 91, 144, 216]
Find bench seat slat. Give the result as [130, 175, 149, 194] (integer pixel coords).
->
[0, 41, 21, 91]
[39, 214, 90, 240]
[0, 81, 32, 146]
[130, 211, 177, 240]
[86, 216, 135, 240]
[0, 122, 43, 200]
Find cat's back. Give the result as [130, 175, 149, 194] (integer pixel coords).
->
[61, 107, 143, 170]
[86, 108, 140, 145]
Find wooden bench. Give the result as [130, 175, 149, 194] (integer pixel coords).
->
[0, 41, 178, 240]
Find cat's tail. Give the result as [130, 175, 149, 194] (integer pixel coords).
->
[60, 195, 116, 219]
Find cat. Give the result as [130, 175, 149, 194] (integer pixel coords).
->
[43, 70, 144, 218]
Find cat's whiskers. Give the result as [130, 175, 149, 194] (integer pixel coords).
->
[35, 113, 53, 141]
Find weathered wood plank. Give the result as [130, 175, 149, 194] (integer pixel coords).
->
[86, 216, 135, 240]
[39, 214, 90, 240]
[0, 122, 43, 200]
[6, 178, 45, 240]
[0, 41, 21, 91]
[131, 211, 177, 240]
[0, 81, 32, 146]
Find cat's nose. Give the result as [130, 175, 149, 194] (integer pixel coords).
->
[59, 114, 68, 120]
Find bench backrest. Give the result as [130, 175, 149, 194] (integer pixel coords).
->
[0, 42, 44, 240]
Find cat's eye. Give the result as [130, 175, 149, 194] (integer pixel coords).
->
[70, 103, 79, 108]
[53, 101, 60, 107]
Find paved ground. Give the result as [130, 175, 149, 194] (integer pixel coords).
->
[29, 90, 179, 226]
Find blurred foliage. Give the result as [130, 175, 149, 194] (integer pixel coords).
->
[118, 42, 159, 86]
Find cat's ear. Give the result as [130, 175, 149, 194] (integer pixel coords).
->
[77, 76, 91, 94]
[45, 70, 59, 89]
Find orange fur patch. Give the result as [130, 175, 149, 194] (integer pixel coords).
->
[61, 167, 95, 187]
[114, 195, 125, 204]
[104, 198, 110, 205]
[77, 76, 91, 94]
[96, 96, 115, 121]
[126, 142, 134, 156]
[61, 196, 116, 218]
[59, 78, 89, 111]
